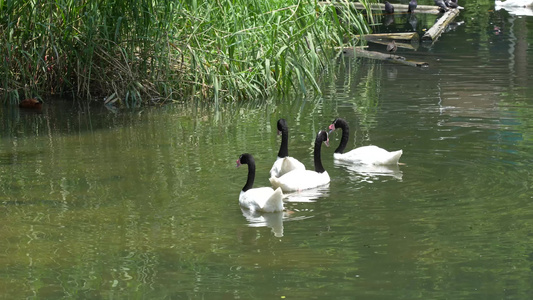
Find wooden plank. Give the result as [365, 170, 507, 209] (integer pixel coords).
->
[422, 8, 461, 42]
[341, 47, 429, 68]
[319, 1, 442, 14]
[355, 33, 420, 51]
[356, 32, 419, 42]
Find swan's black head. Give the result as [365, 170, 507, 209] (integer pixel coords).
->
[328, 118, 346, 133]
[236, 153, 254, 167]
[277, 118, 288, 135]
[316, 130, 329, 147]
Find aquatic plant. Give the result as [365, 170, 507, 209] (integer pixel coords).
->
[0, 0, 371, 106]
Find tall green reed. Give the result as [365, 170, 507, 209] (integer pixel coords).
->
[0, 0, 372, 105]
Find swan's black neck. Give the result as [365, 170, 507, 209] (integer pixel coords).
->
[277, 127, 289, 158]
[333, 119, 350, 154]
[314, 131, 327, 173]
[240, 154, 255, 192]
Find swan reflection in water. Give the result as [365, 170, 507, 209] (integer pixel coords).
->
[241, 185, 328, 237]
[334, 160, 403, 182]
[283, 184, 330, 203]
[241, 209, 286, 237]
[241, 209, 316, 238]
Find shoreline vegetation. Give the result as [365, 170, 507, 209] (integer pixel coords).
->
[1, 0, 372, 107]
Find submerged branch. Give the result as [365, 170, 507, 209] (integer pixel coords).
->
[341, 47, 429, 68]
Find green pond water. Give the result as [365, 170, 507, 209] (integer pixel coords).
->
[1, 7, 533, 300]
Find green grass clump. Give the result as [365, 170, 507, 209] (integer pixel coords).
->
[0, 0, 371, 106]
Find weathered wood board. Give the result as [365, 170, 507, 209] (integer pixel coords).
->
[422, 8, 461, 42]
[355, 33, 420, 50]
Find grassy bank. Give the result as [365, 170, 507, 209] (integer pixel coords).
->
[0, 0, 371, 106]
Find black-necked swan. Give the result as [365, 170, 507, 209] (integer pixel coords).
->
[328, 118, 402, 165]
[270, 119, 306, 178]
[237, 153, 284, 212]
[269, 130, 330, 192]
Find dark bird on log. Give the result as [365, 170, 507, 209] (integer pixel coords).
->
[434, 0, 448, 12]
[387, 40, 397, 58]
[384, 1, 395, 14]
[444, 0, 459, 8]
[408, 0, 418, 13]
[19, 98, 43, 109]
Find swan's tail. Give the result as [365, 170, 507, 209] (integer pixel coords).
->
[384, 149, 403, 165]
[279, 157, 304, 177]
[280, 157, 295, 176]
[262, 187, 284, 212]
[269, 176, 281, 190]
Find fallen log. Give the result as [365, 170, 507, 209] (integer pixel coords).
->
[422, 8, 461, 42]
[319, 1, 442, 14]
[341, 47, 429, 68]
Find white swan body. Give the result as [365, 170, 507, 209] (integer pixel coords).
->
[495, 0, 533, 15]
[334, 145, 403, 165]
[329, 118, 403, 166]
[495, 0, 533, 7]
[237, 153, 284, 213]
[270, 170, 330, 192]
[269, 130, 330, 192]
[270, 156, 306, 178]
[270, 119, 305, 178]
[239, 187, 284, 213]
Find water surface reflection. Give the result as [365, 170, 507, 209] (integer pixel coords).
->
[1, 6, 533, 299]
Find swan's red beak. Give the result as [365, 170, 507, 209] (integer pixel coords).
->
[328, 124, 335, 134]
[236, 159, 242, 167]
[325, 137, 330, 147]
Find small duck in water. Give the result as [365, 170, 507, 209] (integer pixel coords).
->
[19, 98, 43, 109]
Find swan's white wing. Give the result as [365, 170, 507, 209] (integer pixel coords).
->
[279, 157, 305, 177]
[270, 157, 284, 178]
[239, 187, 284, 212]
